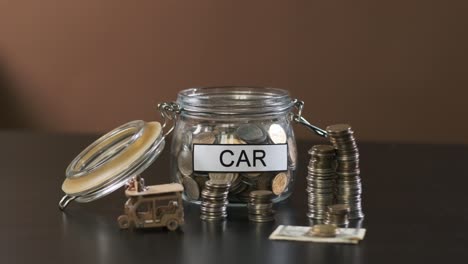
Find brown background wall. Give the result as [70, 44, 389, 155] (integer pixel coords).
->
[0, 1, 467, 144]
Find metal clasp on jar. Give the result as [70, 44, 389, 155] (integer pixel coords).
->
[157, 102, 181, 138]
[291, 99, 328, 138]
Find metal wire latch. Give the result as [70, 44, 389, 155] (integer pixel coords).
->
[291, 99, 328, 138]
[157, 102, 181, 138]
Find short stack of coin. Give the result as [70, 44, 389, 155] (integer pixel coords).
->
[248, 190, 275, 222]
[326, 124, 364, 219]
[325, 204, 350, 226]
[307, 224, 337, 237]
[200, 180, 231, 221]
[306, 145, 337, 220]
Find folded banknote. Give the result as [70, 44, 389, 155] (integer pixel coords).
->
[269, 225, 366, 244]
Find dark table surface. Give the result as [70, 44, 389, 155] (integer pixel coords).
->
[1, 131, 467, 264]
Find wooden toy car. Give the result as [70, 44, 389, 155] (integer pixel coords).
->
[117, 182, 184, 231]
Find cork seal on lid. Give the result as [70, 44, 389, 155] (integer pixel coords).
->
[59, 120, 165, 210]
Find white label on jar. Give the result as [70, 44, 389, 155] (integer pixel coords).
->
[193, 144, 288, 172]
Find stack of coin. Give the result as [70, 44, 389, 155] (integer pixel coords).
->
[306, 145, 337, 220]
[326, 124, 364, 219]
[248, 190, 275, 222]
[325, 204, 350, 226]
[200, 180, 231, 221]
[307, 224, 337, 237]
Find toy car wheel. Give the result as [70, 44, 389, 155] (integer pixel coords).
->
[118, 215, 130, 229]
[166, 219, 179, 231]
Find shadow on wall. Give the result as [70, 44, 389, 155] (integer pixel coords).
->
[0, 58, 34, 130]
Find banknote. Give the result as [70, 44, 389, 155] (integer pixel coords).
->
[269, 225, 366, 244]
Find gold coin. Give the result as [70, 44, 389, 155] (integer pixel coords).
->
[272, 172, 289, 195]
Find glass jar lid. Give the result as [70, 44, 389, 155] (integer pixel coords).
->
[59, 120, 165, 209]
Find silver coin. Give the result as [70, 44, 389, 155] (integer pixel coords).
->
[329, 137, 357, 145]
[200, 207, 227, 213]
[326, 124, 353, 135]
[306, 212, 327, 220]
[200, 215, 227, 221]
[182, 176, 200, 200]
[306, 184, 336, 190]
[200, 178, 231, 221]
[236, 124, 267, 143]
[218, 133, 246, 144]
[242, 172, 262, 179]
[306, 187, 335, 194]
[287, 138, 298, 167]
[268, 124, 287, 144]
[229, 181, 249, 194]
[193, 131, 217, 145]
[209, 173, 239, 183]
[201, 201, 228, 207]
[250, 190, 274, 198]
[178, 148, 193, 176]
[309, 160, 336, 167]
[308, 145, 336, 155]
[201, 190, 229, 196]
[253, 173, 272, 190]
[307, 195, 335, 200]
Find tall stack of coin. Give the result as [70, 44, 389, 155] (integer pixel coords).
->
[200, 180, 231, 221]
[326, 124, 364, 219]
[325, 204, 350, 226]
[248, 190, 275, 222]
[306, 145, 337, 220]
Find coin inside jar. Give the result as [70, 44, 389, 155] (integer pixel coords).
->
[209, 173, 239, 183]
[193, 132, 217, 145]
[252, 172, 270, 186]
[182, 176, 200, 200]
[242, 172, 262, 178]
[218, 133, 246, 144]
[272, 172, 289, 195]
[268, 124, 287, 144]
[287, 138, 297, 167]
[177, 148, 193, 176]
[236, 124, 267, 144]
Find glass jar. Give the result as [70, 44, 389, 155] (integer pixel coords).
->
[58, 86, 326, 210]
[170, 87, 300, 205]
